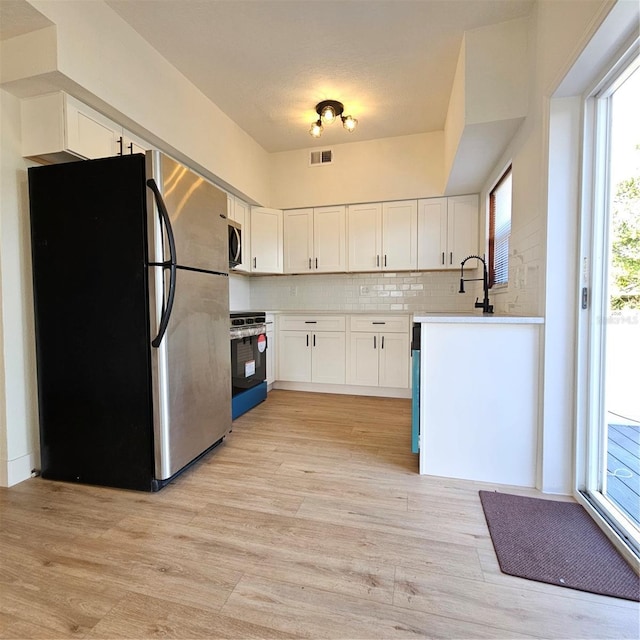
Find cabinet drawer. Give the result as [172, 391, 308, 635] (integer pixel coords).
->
[279, 315, 346, 332]
[349, 315, 409, 333]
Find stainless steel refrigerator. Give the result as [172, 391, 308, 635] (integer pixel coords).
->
[28, 151, 231, 491]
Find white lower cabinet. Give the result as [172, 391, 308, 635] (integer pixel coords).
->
[278, 316, 346, 384]
[348, 316, 410, 388]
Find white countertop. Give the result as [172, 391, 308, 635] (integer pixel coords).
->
[413, 312, 544, 324]
[243, 310, 413, 316]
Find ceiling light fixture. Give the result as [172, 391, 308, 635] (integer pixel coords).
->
[309, 100, 358, 138]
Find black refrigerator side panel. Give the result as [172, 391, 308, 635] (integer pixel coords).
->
[28, 155, 155, 491]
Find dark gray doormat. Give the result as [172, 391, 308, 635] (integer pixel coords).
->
[478, 490, 639, 601]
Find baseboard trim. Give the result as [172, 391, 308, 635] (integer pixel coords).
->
[0, 451, 36, 487]
[272, 381, 411, 399]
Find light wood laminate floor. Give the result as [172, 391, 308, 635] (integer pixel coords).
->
[1, 390, 638, 639]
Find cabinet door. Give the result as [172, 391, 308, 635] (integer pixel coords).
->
[284, 208, 313, 273]
[347, 203, 382, 272]
[378, 332, 410, 388]
[251, 207, 283, 273]
[232, 198, 252, 273]
[314, 205, 346, 272]
[121, 131, 148, 156]
[417, 197, 448, 269]
[447, 195, 479, 269]
[266, 328, 275, 386]
[312, 332, 346, 384]
[382, 200, 417, 270]
[348, 332, 379, 386]
[278, 331, 311, 382]
[65, 97, 120, 159]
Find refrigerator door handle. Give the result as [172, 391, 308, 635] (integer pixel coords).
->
[146, 178, 177, 348]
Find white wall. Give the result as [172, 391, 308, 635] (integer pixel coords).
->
[0, 89, 39, 485]
[465, 18, 529, 126]
[269, 132, 444, 209]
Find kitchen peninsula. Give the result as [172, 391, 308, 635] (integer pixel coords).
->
[413, 313, 544, 487]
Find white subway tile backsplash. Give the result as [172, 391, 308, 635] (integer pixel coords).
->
[248, 270, 484, 313]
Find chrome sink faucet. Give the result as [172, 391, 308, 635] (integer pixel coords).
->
[459, 255, 494, 314]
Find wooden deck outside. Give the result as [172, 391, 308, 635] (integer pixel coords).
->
[607, 423, 640, 527]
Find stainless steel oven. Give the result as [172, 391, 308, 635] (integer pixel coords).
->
[230, 312, 267, 418]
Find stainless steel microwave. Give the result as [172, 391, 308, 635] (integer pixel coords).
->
[228, 219, 242, 268]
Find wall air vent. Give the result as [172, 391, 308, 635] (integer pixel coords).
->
[309, 149, 333, 166]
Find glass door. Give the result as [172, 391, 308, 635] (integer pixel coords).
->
[582, 52, 639, 556]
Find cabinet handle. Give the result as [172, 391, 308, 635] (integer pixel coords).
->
[315, 257, 318, 269]
[442, 252, 445, 265]
[117, 136, 123, 156]
[306, 334, 309, 347]
[381, 335, 385, 349]
[309, 258, 312, 270]
[449, 251, 453, 265]
[304, 321, 317, 324]
[376, 255, 380, 267]
[384, 254, 387, 267]
[372, 321, 385, 325]
[253, 257, 256, 268]
[374, 335, 377, 349]
[313, 334, 316, 347]
[128, 142, 134, 154]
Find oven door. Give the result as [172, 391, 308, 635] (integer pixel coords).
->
[230, 327, 267, 396]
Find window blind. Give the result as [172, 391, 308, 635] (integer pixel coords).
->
[489, 168, 512, 287]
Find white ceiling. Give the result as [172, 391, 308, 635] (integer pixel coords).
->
[2, 0, 535, 154]
[105, 0, 535, 153]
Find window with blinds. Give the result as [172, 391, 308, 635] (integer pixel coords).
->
[489, 166, 512, 287]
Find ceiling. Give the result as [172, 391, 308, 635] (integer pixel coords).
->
[2, 0, 535, 154]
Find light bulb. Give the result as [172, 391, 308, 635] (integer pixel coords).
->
[342, 115, 357, 132]
[309, 120, 323, 138]
[321, 105, 336, 124]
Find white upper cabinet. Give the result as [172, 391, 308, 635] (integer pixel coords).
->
[120, 131, 149, 156]
[347, 203, 382, 271]
[418, 195, 478, 270]
[447, 195, 479, 269]
[283, 206, 346, 273]
[348, 200, 417, 272]
[314, 206, 347, 272]
[228, 195, 252, 273]
[283, 208, 314, 272]
[250, 207, 283, 274]
[382, 200, 418, 270]
[22, 92, 149, 163]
